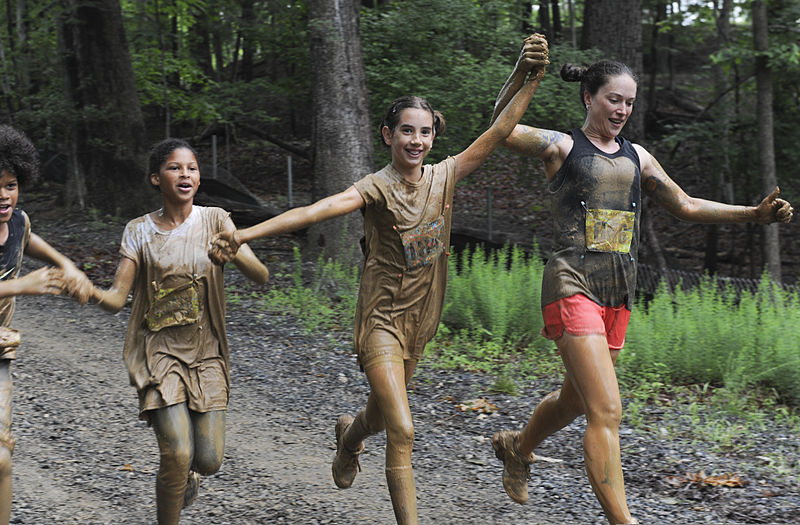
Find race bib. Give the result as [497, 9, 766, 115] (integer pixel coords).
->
[399, 216, 446, 269]
[585, 208, 634, 253]
[146, 278, 200, 332]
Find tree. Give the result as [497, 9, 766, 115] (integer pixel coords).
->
[306, 0, 373, 261]
[581, 0, 644, 141]
[59, 0, 151, 214]
[752, 0, 781, 281]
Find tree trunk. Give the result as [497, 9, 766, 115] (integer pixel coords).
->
[581, 0, 644, 142]
[752, 0, 781, 281]
[58, 0, 151, 215]
[550, 0, 561, 42]
[307, 0, 373, 262]
[537, 1, 551, 40]
[239, 0, 255, 82]
[704, 0, 734, 275]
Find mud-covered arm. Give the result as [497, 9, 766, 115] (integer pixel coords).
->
[209, 186, 365, 265]
[0, 267, 65, 298]
[91, 257, 136, 314]
[490, 34, 549, 125]
[219, 215, 269, 284]
[640, 146, 793, 224]
[24, 233, 93, 305]
[453, 36, 549, 182]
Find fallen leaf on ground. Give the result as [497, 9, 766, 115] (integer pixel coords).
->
[455, 398, 498, 413]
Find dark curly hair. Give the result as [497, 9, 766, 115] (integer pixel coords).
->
[147, 138, 197, 190]
[378, 96, 446, 147]
[0, 125, 39, 188]
[561, 60, 638, 107]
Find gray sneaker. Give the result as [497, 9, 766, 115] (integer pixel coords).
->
[183, 470, 200, 508]
[332, 414, 364, 489]
[491, 430, 534, 504]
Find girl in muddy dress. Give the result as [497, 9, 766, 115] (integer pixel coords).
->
[207, 35, 549, 525]
[90, 138, 269, 524]
[488, 59, 793, 524]
[0, 125, 93, 524]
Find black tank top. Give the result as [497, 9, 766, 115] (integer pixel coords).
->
[541, 128, 641, 309]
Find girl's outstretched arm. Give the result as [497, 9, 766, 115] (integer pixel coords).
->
[453, 35, 549, 182]
[209, 186, 365, 264]
[91, 257, 136, 314]
[0, 267, 65, 298]
[219, 215, 270, 284]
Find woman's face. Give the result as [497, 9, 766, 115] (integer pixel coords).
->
[150, 147, 200, 203]
[382, 107, 435, 176]
[584, 74, 637, 138]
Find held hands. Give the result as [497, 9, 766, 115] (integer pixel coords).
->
[18, 267, 66, 297]
[61, 265, 94, 305]
[208, 230, 242, 266]
[518, 33, 549, 82]
[754, 187, 793, 224]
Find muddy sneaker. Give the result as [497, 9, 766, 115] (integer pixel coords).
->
[491, 430, 534, 504]
[332, 414, 364, 489]
[183, 470, 200, 508]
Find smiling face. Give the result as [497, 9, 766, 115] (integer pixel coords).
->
[0, 170, 18, 224]
[584, 73, 637, 139]
[382, 107, 435, 180]
[149, 147, 200, 204]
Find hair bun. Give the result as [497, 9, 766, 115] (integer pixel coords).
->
[560, 63, 584, 82]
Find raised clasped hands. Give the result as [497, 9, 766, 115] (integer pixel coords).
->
[755, 187, 793, 225]
[208, 230, 242, 266]
[519, 33, 549, 82]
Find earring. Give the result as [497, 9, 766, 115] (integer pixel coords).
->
[585, 104, 590, 111]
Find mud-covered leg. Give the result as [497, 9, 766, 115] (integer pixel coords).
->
[364, 355, 418, 525]
[0, 362, 13, 525]
[557, 333, 632, 525]
[151, 403, 194, 525]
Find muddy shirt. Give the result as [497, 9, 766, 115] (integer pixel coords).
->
[120, 206, 230, 404]
[353, 157, 457, 361]
[0, 210, 31, 360]
[541, 129, 641, 310]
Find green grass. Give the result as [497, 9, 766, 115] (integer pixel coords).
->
[244, 244, 800, 463]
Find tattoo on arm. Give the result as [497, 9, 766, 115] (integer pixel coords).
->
[518, 128, 565, 157]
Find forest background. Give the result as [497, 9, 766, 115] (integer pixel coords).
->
[0, 0, 797, 281]
[1, 0, 800, 410]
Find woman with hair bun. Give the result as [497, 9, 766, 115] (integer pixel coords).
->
[209, 35, 550, 525]
[489, 59, 792, 524]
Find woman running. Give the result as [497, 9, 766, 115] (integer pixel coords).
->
[489, 58, 793, 525]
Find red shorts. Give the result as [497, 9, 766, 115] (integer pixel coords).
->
[541, 294, 631, 350]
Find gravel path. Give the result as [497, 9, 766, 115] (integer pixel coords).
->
[4, 210, 798, 524]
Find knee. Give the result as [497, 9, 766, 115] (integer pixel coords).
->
[160, 440, 193, 472]
[193, 447, 223, 476]
[0, 446, 11, 480]
[385, 419, 415, 454]
[585, 399, 622, 429]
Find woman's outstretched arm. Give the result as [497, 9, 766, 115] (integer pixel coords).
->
[639, 145, 793, 224]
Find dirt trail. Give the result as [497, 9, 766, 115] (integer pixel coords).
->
[8, 293, 570, 524]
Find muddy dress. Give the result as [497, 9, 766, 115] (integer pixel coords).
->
[0, 210, 30, 449]
[120, 206, 230, 419]
[352, 157, 456, 364]
[541, 128, 641, 310]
